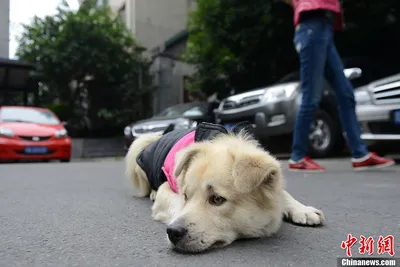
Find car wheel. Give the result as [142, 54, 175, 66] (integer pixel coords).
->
[308, 110, 338, 158]
[60, 159, 70, 163]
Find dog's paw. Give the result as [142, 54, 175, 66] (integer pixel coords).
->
[150, 190, 157, 201]
[286, 205, 325, 226]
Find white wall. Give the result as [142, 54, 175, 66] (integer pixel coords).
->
[134, 0, 188, 50]
[0, 0, 10, 58]
[108, 0, 126, 12]
[108, 0, 190, 50]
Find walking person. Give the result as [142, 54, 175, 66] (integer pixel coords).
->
[283, 0, 395, 171]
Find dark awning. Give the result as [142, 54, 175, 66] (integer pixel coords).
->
[0, 58, 37, 92]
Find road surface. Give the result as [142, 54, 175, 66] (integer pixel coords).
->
[0, 159, 399, 267]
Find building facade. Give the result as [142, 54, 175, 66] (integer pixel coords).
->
[0, 0, 10, 58]
[109, 0, 193, 51]
[109, 0, 197, 114]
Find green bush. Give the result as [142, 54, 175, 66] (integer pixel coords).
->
[45, 102, 70, 122]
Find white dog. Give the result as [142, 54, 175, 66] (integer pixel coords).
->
[125, 122, 325, 253]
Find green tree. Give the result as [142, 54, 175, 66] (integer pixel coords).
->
[183, 0, 296, 98]
[16, 0, 153, 137]
[336, 0, 400, 62]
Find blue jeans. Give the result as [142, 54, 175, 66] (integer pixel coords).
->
[290, 17, 369, 161]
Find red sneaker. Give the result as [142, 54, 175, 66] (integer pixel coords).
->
[352, 152, 395, 171]
[289, 156, 326, 172]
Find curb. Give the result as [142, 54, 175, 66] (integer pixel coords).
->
[71, 156, 124, 162]
[70, 153, 400, 163]
[72, 154, 291, 163]
[274, 153, 291, 160]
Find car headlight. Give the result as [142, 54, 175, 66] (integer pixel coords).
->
[55, 129, 68, 138]
[261, 83, 299, 103]
[174, 119, 197, 130]
[124, 126, 132, 136]
[0, 127, 13, 138]
[191, 120, 198, 128]
[354, 89, 372, 105]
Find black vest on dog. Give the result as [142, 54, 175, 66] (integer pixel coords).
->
[135, 121, 256, 191]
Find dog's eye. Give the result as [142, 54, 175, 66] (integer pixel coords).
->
[208, 194, 226, 206]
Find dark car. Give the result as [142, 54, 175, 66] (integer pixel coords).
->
[123, 101, 219, 150]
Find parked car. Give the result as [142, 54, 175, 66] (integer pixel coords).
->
[355, 72, 400, 151]
[123, 101, 219, 150]
[215, 58, 399, 158]
[0, 106, 71, 162]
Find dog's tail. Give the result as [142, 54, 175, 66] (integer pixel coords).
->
[125, 134, 162, 197]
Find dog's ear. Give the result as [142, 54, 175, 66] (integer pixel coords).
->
[232, 151, 281, 194]
[174, 143, 204, 178]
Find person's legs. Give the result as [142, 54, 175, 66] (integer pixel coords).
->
[290, 19, 329, 166]
[324, 35, 395, 169]
[323, 40, 369, 159]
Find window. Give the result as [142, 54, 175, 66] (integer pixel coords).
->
[154, 102, 209, 118]
[0, 107, 61, 125]
[96, 0, 109, 6]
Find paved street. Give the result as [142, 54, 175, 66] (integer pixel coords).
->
[0, 159, 399, 267]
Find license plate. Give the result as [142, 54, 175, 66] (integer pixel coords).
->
[25, 147, 48, 154]
[394, 110, 400, 125]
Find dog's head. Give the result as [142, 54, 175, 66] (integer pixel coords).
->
[167, 133, 284, 253]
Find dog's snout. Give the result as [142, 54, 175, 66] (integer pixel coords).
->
[167, 220, 188, 245]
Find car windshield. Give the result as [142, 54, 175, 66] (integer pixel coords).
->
[154, 102, 209, 118]
[0, 107, 60, 125]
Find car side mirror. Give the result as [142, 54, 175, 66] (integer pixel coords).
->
[213, 108, 220, 114]
[344, 68, 362, 80]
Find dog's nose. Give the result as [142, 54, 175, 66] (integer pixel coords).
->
[166, 223, 188, 245]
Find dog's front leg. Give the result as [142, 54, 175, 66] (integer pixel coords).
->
[151, 182, 183, 225]
[282, 190, 325, 226]
[150, 190, 157, 201]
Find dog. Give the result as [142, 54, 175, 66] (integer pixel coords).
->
[125, 122, 325, 253]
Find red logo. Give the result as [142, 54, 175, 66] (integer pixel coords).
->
[341, 234, 358, 257]
[377, 235, 395, 256]
[341, 234, 395, 257]
[359, 235, 374, 255]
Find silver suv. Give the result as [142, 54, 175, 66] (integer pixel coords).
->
[214, 68, 362, 158]
[355, 73, 400, 146]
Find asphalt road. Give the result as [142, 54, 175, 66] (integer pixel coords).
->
[0, 159, 399, 267]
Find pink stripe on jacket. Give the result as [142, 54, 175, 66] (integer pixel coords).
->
[161, 131, 196, 193]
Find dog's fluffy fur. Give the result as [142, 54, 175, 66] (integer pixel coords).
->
[125, 131, 325, 253]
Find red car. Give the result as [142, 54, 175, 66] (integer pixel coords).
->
[0, 106, 72, 162]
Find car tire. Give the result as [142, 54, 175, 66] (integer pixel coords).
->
[308, 109, 340, 158]
[60, 159, 71, 163]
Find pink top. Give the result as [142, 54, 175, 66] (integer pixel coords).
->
[293, 0, 344, 31]
[161, 131, 196, 193]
